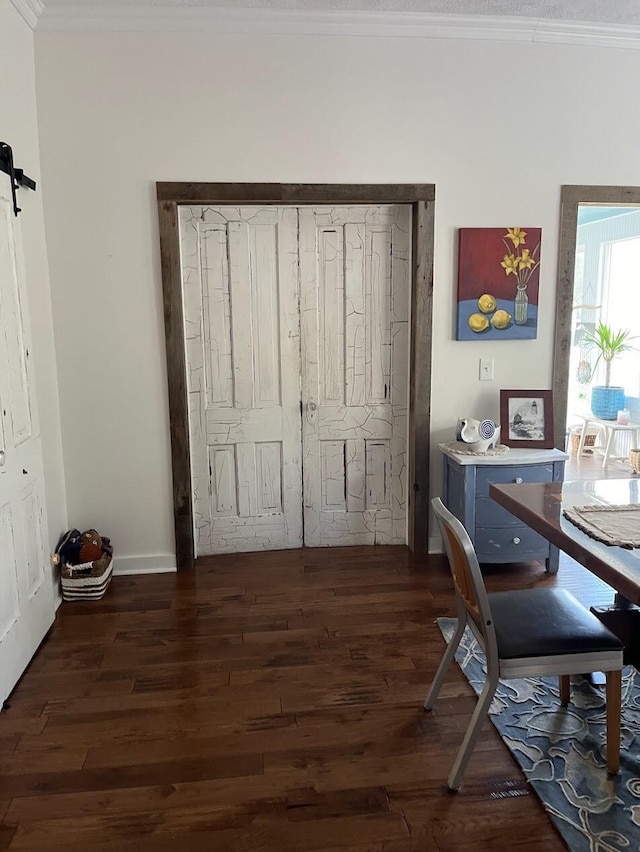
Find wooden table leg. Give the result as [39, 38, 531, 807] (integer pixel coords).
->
[602, 427, 616, 467]
[591, 603, 640, 668]
[577, 419, 588, 457]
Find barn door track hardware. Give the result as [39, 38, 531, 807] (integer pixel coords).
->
[0, 142, 36, 216]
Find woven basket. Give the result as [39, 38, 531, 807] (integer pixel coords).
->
[571, 431, 597, 453]
[61, 552, 113, 601]
[630, 449, 640, 474]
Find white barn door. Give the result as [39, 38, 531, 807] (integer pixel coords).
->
[299, 206, 410, 546]
[180, 207, 303, 555]
[0, 175, 55, 704]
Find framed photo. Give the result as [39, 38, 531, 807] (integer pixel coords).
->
[500, 389, 554, 449]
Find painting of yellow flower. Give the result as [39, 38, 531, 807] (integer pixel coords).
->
[504, 227, 527, 248]
[501, 229, 541, 290]
[457, 227, 542, 341]
[500, 254, 519, 276]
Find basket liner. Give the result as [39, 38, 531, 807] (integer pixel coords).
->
[61, 553, 112, 588]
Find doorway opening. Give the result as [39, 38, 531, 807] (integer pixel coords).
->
[157, 184, 435, 568]
[554, 188, 640, 480]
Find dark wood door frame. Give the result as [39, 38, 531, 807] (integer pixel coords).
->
[553, 185, 640, 450]
[157, 182, 436, 569]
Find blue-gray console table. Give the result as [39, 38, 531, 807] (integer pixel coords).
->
[440, 444, 568, 574]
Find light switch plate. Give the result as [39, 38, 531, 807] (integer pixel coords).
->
[479, 358, 494, 381]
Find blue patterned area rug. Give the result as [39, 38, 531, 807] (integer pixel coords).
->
[438, 618, 640, 851]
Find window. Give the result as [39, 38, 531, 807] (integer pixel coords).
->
[600, 236, 640, 397]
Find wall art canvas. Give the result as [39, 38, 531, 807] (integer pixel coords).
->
[456, 227, 542, 341]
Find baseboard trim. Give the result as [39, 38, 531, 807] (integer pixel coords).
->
[113, 554, 177, 575]
[428, 535, 443, 555]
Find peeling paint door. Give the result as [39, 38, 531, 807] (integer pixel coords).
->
[0, 174, 55, 704]
[180, 207, 303, 554]
[300, 206, 410, 546]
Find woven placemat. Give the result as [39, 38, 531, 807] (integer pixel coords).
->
[441, 441, 510, 457]
[563, 504, 640, 548]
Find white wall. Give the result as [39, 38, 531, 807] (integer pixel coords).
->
[1, 0, 67, 583]
[34, 29, 640, 562]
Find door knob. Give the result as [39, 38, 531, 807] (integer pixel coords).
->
[512, 536, 521, 545]
[308, 401, 317, 412]
[515, 477, 523, 484]
[0, 450, 5, 467]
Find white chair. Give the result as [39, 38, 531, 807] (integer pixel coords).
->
[426, 497, 624, 791]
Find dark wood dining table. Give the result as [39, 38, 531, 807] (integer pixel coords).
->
[491, 478, 640, 666]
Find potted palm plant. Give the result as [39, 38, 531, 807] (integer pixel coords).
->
[584, 322, 637, 420]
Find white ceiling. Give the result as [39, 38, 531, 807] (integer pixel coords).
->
[37, 0, 640, 25]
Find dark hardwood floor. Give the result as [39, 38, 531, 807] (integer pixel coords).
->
[0, 546, 619, 851]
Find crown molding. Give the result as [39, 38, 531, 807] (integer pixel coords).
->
[10, 0, 44, 29]
[35, 5, 640, 49]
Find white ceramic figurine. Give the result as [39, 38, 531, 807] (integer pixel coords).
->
[455, 418, 501, 453]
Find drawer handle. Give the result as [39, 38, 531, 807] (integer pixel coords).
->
[515, 477, 523, 484]
[513, 537, 521, 545]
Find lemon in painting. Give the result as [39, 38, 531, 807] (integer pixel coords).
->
[477, 294, 497, 314]
[468, 313, 489, 333]
[491, 309, 512, 329]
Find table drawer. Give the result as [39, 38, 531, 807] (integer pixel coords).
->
[475, 497, 523, 528]
[475, 525, 549, 561]
[475, 464, 554, 498]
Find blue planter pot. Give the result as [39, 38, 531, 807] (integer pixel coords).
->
[591, 386, 625, 420]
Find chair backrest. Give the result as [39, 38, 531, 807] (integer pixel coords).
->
[432, 498, 498, 656]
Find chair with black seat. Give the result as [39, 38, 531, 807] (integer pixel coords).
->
[426, 497, 624, 791]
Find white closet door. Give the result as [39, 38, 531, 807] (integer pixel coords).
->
[0, 174, 55, 704]
[180, 206, 303, 555]
[299, 206, 410, 546]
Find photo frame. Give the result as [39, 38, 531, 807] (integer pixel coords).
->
[500, 389, 554, 449]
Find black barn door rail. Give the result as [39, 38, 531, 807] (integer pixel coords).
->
[0, 142, 36, 216]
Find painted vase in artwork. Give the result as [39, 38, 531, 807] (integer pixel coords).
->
[514, 283, 528, 325]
